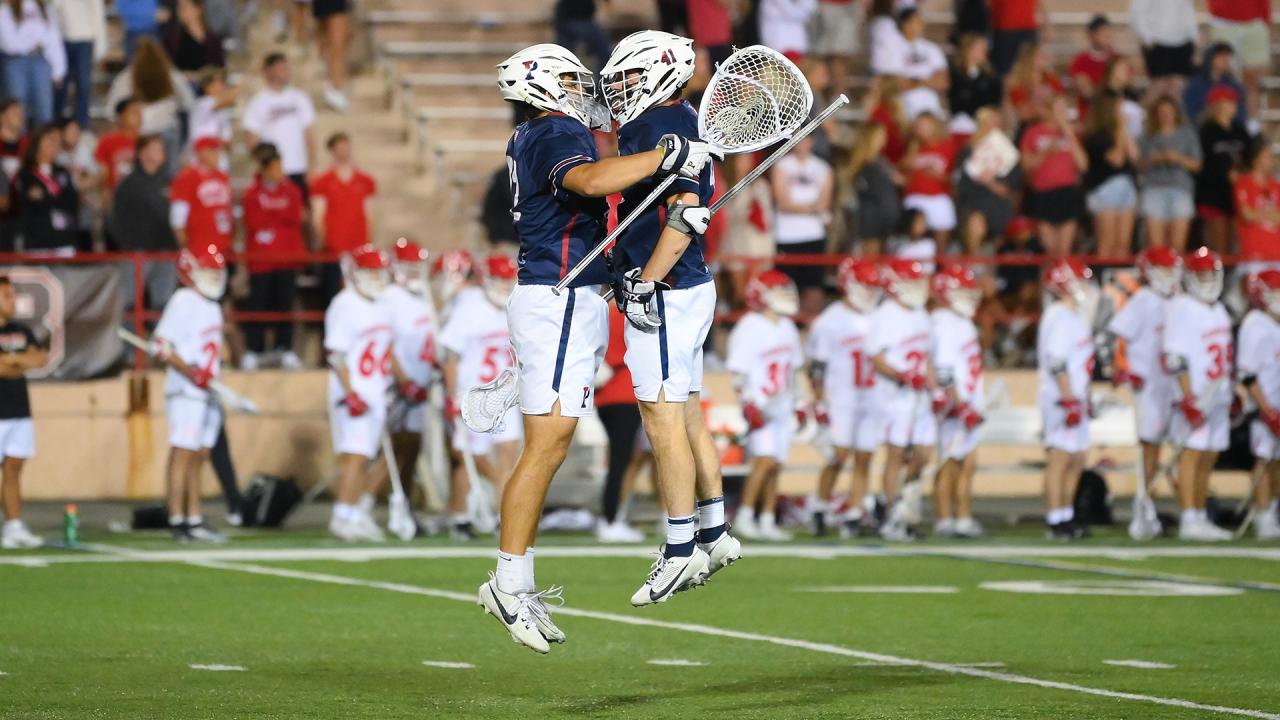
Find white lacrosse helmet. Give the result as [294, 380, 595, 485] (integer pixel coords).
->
[745, 270, 799, 317]
[481, 253, 518, 308]
[342, 244, 391, 300]
[1183, 247, 1223, 304]
[497, 43, 609, 130]
[601, 31, 696, 127]
[392, 237, 430, 296]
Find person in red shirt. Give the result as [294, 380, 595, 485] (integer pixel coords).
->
[901, 112, 956, 252]
[1019, 96, 1088, 257]
[310, 131, 377, 302]
[1006, 43, 1064, 132]
[94, 98, 143, 198]
[593, 303, 645, 543]
[0, 99, 27, 244]
[1235, 142, 1280, 263]
[1069, 15, 1117, 117]
[989, 0, 1047, 76]
[242, 143, 306, 369]
[169, 136, 233, 253]
[866, 75, 908, 164]
[1207, 0, 1272, 121]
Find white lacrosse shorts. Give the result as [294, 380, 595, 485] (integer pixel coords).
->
[507, 284, 608, 418]
[625, 281, 716, 403]
[0, 417, 35, 460]
[748, 414, 792, 462]
[329, 395, 386, 459]
[880, 387, 937, 448]
[827, 402, 882, 453]
[1040, 398, 1090, 453]
[390, 403, 426, 434]
[937, 417, 981, 461]
[1172, 405, 1230, 453]
[167, 395, 223, 451]
[1134, 376, 1176, 445]
[1250, 419, 1280, 461]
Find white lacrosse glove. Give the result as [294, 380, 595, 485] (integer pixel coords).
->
[656, 134, 722, 179]
[620, 268, 670, 333]
[666, 200, 711, 236]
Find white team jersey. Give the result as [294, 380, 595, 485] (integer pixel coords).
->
[438, 288, 512, 400]
[930, 308, 984, 404]
[1106, 287, 1167, 381]
[869, 300, 932, 377]
[1037, 301, 1095, 403]
[726, 311, 803, 413]
[154, 287, 223, 400]
[324, 288, 395, 402]
[1162, 295, 1233, 408]
[806, 301, 876, 408]
[1239, 310, 1280, 408]
[441, 285, 486, 325]
[379, 284, 437, 387]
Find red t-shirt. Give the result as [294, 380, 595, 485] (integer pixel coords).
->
[243, 176, 307, 273]
[1235, 174, 1280, 260]
[595, 308, 636, 407]
[903, 138, 955, 197]
[1069, 50, 1113, 90]
[870, 104, 908, 164]
[1019, 122, 1080, 192]
[1007, 72, 1065, 120]
[170, 164, 233, 252]
[1207, 0, 1270, 22]
[94, 131, 137, 192]
[687, 0, 732, 46]
[311, 167, 377, 253]
[990, 0, 1038, 30]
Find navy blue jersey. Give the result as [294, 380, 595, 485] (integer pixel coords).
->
[615, 101, 714, 289]
[507, 113, 610, 287]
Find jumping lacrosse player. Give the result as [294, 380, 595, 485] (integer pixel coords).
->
[869, 257, 935, 541]
[728, 270, 804, 542]
[479, 43, 716, 653]
[600, 30, 740, 603]
[807, 258, 881, 537]
[0, 276, 47, 549]
[440, 253, 521, 541]
[154, 244, 229, 543]
[1038, 258, 1095, 540]
[1239, 270, 1280, 540]
[325, 244, 395, 543]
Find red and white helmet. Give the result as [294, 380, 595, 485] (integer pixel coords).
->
[481, 253, 518, 307]
[1135, 246, 1182, 297]
[931, 264, 980, 318]
[391, 237, 430, 296]
[1183, 247, 1223, 304]
[342, 244, 390, 300]
[745, 269, 799, 317]
[882, 257, 928, 309]
[177, 243, 227, 300]
[1043, 258, 1092, 304]
[836, 257, 881, 312]
[1247, 269, 1280, 316]
[432, 249, 475, 302]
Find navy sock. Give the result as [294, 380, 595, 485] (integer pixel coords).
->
[697, 524, 726, 544]
[664, 539, 695, 558]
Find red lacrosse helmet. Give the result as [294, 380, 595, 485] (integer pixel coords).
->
[931, 264, 980, 318]
[745, 269, 799, 316]
[432, 249, 475, 302]
[177, 243, 227, 300]
[1248, 269, 1280, 315]
[882, 257, 928, 309]
[481, 253, 518, 306]
[1044, 258, 1092, 303]
[1135, 246, 1182, 297]
[1183, 247, 1223, 304]
[836, 257, 881, 312]
[391, 237, 430, 295]
[343, 244, 390, 299]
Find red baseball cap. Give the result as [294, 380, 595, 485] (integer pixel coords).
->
[1005, 216, 1035, 239]
[1207, 84, 1239, 108]
[193, 136, 223, 152]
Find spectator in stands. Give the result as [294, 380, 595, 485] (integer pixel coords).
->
[687, 0, 736, 79]
[242, 143, 305, 370]
[901, 112, 955, 253]
[0, 98, 23, 178]
[1130, 0, 1197, 104]
[187, 67, 234, 166]
[243, 53, 316, 201]
[810, 0, 860, 98]
[1005, 43, 1063, 135]
[1020, 96, 1087, 257]
[553, 0, 610, 70]
[883, 8, 948, 120]
[952, 0, 989, 43]
[656, 0, 687, 35]
[55, 117, 95, 249]
[51, 0, 105, 128]
[955, 107, 1022, 239]
[1195, 85, 1252, 254]
[1206, 0, 1270, 125]
[771, 134, 832, 315]
[0, 0, 68, 125]
[888, 207, 934, 266]
[1099, 58, 1146, 143]
[988, 0, 1046, 77]
[948, 34, 1001, 138]
[13, 124, 78, 255]
[162, 0, 225, 78]
[993, 215, 1042, 363]
[94, 98, 142, 201]
[1234, 142, 1280, 266]
[1068, 15, 1116, 110]
[846, 122, 899, 256]
[311, 132, 376, 302]
[107, 37, 195, 179]
[312, 0, 350, 111]
[1183, 43, 1248, 130]
[864, 75, 907, 164]
[117, 0, 163, 61]
[110, 135, 178, 307]
[169, 136, 232, 252]
[866, 0, 899, 76]
[1138, 96, 1200, 253]
[758, 0, 816, 64]
[1082, 93, 1139, 259]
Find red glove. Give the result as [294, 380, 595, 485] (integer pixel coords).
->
[188, 366, 212, 390]
[444, 397, 460, 423]
[794, 406, 809, 427]
[399, 380, 428, 404]
[1059, 398, 1083, 427]
[812, 402, 830, 426]
[931, 392, 952, 416]
[899, 370, 927, 391]
[956, 403, 984, 430]
[743, 403, 766, 431]
[1114, 369, 1144, 391]
[1178, 396, 1205, 429]
[1262, 407, 1280, 437]
[343, 391, 369, 418]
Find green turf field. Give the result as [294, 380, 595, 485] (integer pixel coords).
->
[3, 530, 1279, 719]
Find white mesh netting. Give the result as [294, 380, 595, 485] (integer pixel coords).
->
[699, 46, 814, 154]
[461, 368, 519, 434]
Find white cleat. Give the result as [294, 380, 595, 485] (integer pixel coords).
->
[354, 515, 387, 542]
[953, 516, 984, 538]
[187, 523, 229, 544]
[527, 585, 567, 644]
[328, 517, 362, 542]
[1, 520, 44, 549]
[691, 531, 741, 586]
[630, 547, 709, 607]
[595, 519, 644, 543]
[734, 514, 764, 540]
[1256, 511, 1280, 541]
[933, 518, 957, 538]
[758, 522, 793, 542]
[478, 577, 551, 654]
[280, 351, 304, 370]
[1178, 517, 1231, 542]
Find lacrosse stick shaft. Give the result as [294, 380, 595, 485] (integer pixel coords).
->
[117, 327, 258, 414]
[381, 430, 408, 502]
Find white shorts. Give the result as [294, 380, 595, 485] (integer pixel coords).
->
[1134, 377, 1176, 444]
[880, 388, 937, 448]
[454, 405, 522, 455]
[903, 193, 957, 232]
[1250, 420, 1280, 461]
[828, 402, 882, 453]
[390, 403, 426, 434]
[938, 417, 980, 461]
[0, 417, 34, 460]
[625, 281, 715, 403]
[748, 415, 792, 461]
[329, 395, 387, 459]
[508, 284, 608, 418]
[1172, 405, 1230, 453]
[167, 395, 223, 451]
[1040, 398, 1090, 453]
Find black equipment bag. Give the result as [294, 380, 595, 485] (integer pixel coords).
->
[1074, 468, 1113, 526]
[240, 475, 303, 528]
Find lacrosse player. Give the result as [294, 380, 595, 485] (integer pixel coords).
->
[600, 30, 740, 603]
[432, 249, 475, 319]
[930, 265, 986, 538]
[728, 271, 804, 542]
[325, 244, 396, 543]
[869, 257, 935, 541]
[1164, 248, 1234, 541]
[480, 43, 716, 654]
[1038, 259, 1095, 540]
[1239, 270, 1280, 540]
[154, 244, 229, 543]
[440, 253, 521, 541]
[807, 258, 882, 537]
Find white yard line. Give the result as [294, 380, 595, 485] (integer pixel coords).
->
[189, 664, 246, 672]
[178, 558, 1280, 720]
[647, 659, 707, 667]
[1105, 660, 1176, 670]
[422, 661, 474, 669]
[795, 585, 959, 594]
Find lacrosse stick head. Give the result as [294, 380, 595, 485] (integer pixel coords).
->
[1184, 247, 1223, 304]
[600, 31, 696, 127]
[698, 45, 814, 154]
[461, 367, 520, 434]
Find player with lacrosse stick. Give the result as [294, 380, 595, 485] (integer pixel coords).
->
[1234, 270, 1280, 540]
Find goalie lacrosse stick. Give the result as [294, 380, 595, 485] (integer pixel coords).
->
[117, 327, 260, 415]
[380, 400, 418, 541]
[553, 45, 822, 295]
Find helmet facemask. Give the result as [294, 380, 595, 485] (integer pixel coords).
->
[559, 71, 611, 131]
[1186, 268, 1223, 304]
[845, 281, 881, 312]
[949, 287, 981, 318]
[1146, 266, 1179, 297]
[193, 267, 227, 301]
[393, 260, 430, 297]
[354, 267, 389, 300]
[893, 278, 929, 309]
[484, 277, 516, 308]
[765, 284, 799, 317]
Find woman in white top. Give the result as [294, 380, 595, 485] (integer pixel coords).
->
[1130, 0, 1198, 103]
[757, 0, 816, 60]
[0, 0, 67, 124]
[771, 135, 833, 315]
[50, 0, 105, 127]
[106, 37, 194, 178]
[721, 152, 775, 306]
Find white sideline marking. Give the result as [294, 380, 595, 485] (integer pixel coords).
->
[422, 661, 474, 669]
[189, 664, 246, 672]
[796, 585, 959, 594]
[1105, 660, 1176, 670]
[980, 580, 1243, 597]
[181, 559, 1280, 720]
[647, 659, 706, 667]
[957, 662, 1007, 668]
